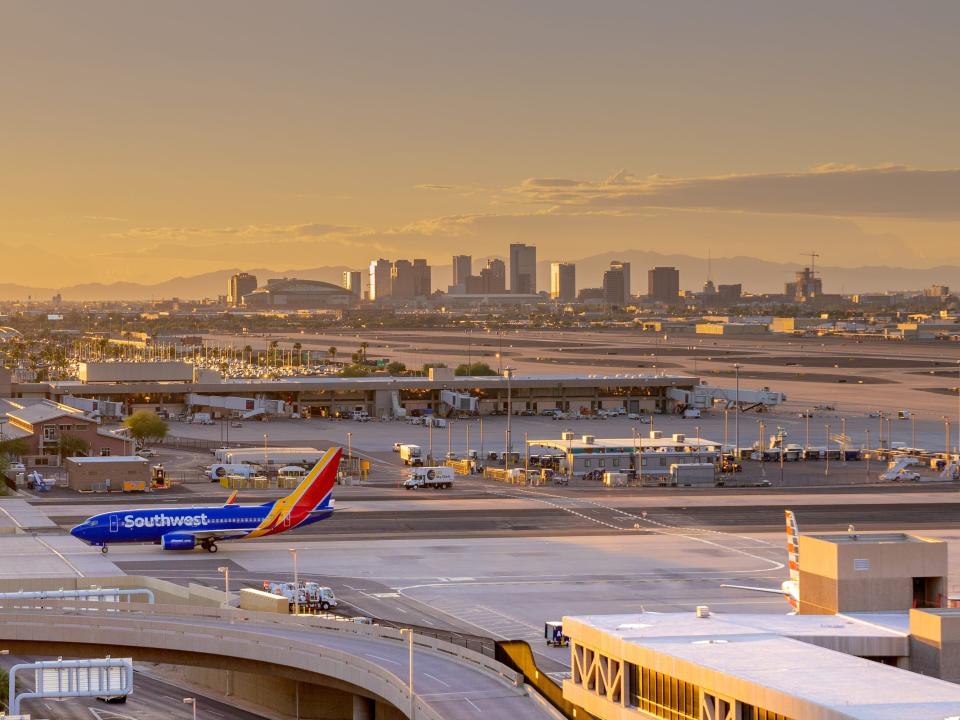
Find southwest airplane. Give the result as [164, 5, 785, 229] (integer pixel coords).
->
[71, 447, 340, 553]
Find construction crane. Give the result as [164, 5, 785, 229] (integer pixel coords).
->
[802, 251, 820, 274]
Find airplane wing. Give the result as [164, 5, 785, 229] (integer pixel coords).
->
[182, 528, 261, 542]
[720, 584, 784, 595]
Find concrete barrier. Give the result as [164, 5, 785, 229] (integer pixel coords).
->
[240, 588, 289, 614]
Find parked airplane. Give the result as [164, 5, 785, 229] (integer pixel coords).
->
[71, 447, 341, 553]
[721, 509, 800, 610]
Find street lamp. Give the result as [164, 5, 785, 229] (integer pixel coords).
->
[825, 423, 831, 477]
[183, 697, 197, 720]
[347, 431, 353, 477]
[263, 433, 269, 471]
[401, 628, 415, 719]
[777, 426, 786, 487]
[841, 417, 847, 466]
[733, 364, 741, 463]
[217, 566, 229, 608]
[504, 368, 513, 472]
[289, 548, 300, 615]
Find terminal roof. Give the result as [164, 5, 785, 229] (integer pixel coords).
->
[566, 612, 960, 720]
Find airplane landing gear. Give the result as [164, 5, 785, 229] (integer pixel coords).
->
[201, 540, 218, 553]
[101, 545, 109, 554]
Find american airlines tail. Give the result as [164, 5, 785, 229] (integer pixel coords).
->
[246, 447, 342, 538]
[721, 508, 801, 611]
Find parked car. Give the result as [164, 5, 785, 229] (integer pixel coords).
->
[137, 448, 157, 458]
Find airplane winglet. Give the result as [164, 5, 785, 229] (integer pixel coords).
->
[224, 489, 239, 506]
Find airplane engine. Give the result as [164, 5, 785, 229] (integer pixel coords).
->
[161, 533, 196, 551]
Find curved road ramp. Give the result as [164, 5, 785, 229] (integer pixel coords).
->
[0, 599, 557, 720]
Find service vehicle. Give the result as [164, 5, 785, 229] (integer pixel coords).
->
[351, 410, 372, 422]
[399, 444, 423, 466]
[264, 580, 338, 611]
[545, 621, 568, 647]
[404, 466, 455, 489]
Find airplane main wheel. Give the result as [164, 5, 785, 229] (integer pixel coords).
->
[206, 543, 218, 553]
[101, 546, 109, 554]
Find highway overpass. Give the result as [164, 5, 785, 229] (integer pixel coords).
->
[0, 600, 556, 720]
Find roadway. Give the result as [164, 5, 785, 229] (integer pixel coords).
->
[2, 655, 267, 720]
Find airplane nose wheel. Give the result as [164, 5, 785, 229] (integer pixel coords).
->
[101, 546, 109, 554]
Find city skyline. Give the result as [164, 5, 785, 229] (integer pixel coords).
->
[3, 2, 960, 286]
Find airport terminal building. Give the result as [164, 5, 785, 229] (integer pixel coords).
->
[2, 364, 699, 420]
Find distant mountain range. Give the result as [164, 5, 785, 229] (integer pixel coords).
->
[0, 252, 956, 301]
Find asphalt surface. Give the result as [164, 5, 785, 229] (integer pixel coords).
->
[3, 656, 266, 720]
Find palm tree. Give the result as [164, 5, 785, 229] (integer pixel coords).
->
[328, 346, 338, 364]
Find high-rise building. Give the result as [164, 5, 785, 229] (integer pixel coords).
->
[785, 267, 823, 302]
[452, 255, 472, 288]
[602, 267, 625, 306]
[369, 258, 392, 301]
[390, 260, 415, 299]
[509, 243, 537, 294]
[481, 258, 506, 293]
[413, 258, 432, 297]
[228, 272, 258, 306]
[342, 271, 362, 301]
[648, 266, 680, 304]
[550, 262, 576, 301]
[717, 284, 742, 304]
[603, 260, 631, 305]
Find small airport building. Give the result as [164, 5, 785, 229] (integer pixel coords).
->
[531, 431, 722, 479]
[562, 531, 960, 720]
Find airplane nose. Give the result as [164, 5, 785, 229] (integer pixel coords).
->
[70, 524, 86, 540]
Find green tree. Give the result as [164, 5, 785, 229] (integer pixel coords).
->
[328, 346, 338, 363]
[455, 362, 497, 376]
[339, 364, 371, 378]
[57, 433, 90, 459]
[124, 410, 169, 444]
[386, 361, 406, 375]
[0, 437, 29, 459]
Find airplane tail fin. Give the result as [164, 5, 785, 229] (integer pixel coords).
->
[785, 509, 800, 584]
[284, 447, 341, 513]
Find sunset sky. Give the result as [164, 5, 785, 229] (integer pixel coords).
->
[2, 1, 959, 285]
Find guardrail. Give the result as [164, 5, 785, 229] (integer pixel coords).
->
[0, 599, 525, 714]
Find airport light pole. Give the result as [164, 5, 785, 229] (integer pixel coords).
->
[289, 548, 299, 616]
[841, 417, 847, 466]
[758, 420, 765, 475]
[733, 364, 741, 462]
[945, 417, 951, 458]
[428, 420, 433, 465]
[263, 433, 269, 472]
[804, 411, 810, 457]
[447, 421, 453, 458]
[401, 628, 415, 719]
[695, 426, 701, 463]
[723, 409, 728, 452]
[347, 431, 353, 463]
[504, 368, 513, 471]
[777, 426, 786, 487]
[825, 424, 831, 477]
[183, 697, 197, 720]
[218, 566, 229, 609]
[479, 417, 484, 467]
[865, 429, 871, 479]
[912, 413, 917, 449]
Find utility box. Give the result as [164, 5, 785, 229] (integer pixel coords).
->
[798, 532, 947, 615]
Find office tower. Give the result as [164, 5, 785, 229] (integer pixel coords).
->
[648, 266, 680, 303]
[550, 262, 576, 301]
[369, 258, 392, 301]
[228, 272, 258, 306]
[509, 243, 537, 294]
[452, 255, 472, 288]
[717, 284, 742, 304]
[390, 260, 415, 299]
[481, 258, 506, 293]
[413, 258, 432, 297]
[603, 267, 626, 306]
[610, 260, 631, 304]
[342, 271, 362, 302]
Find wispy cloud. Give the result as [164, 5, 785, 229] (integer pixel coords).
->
[513, 165, 960, 220]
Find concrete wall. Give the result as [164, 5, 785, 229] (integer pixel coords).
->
[910, 609, 960, 683]
[0, 574, 224, 607]
[799, 534, 947, 614]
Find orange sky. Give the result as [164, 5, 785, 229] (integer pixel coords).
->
[2, 2, 959, 285]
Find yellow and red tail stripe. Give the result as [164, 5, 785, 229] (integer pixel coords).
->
[247, 447, 341, 538]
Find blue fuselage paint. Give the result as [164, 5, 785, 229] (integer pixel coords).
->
[70, 503, 333, 548]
